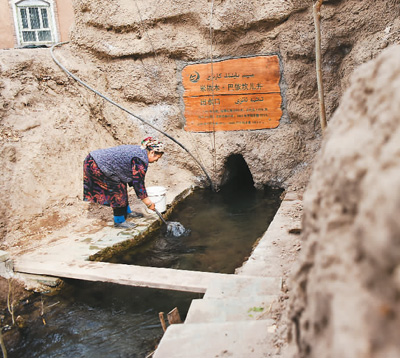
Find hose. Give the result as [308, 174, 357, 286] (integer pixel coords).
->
[50, 42, 214, 189]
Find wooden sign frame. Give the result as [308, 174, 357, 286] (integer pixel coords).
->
[182, 55, 282, 132]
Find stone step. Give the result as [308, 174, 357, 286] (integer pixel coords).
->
[204, 275, 282, 299]
[185, 295, 279, 323]
[16, 273, 62, 288]
[153, 320, 277, 358]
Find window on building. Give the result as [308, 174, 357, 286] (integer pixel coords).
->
[14, 0, 57, 46]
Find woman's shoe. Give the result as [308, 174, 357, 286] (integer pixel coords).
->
[114, 221, 137, 229]
[127, 212, 144, 218]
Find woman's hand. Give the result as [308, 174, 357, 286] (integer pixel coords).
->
[147, 202, 155, 211]
[142, 198, 155, 211]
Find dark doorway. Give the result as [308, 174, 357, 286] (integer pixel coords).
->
[220, 154, 254, 192]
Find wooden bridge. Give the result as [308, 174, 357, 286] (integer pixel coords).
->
[13, 258, 235, 293]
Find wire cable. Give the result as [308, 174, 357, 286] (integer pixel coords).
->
[50, 42, 213, 189]
[209, 0, 218, 185]
[131, 1, 210, 181]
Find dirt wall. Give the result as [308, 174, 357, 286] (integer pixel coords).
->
[288, 45, 400, 358]
[65, 0, 400, 189]
[1, 1, 400, 256]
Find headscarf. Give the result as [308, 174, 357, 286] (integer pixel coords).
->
[140, 137, 165, 153]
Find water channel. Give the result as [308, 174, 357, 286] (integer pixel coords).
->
[106, 185, 283, 274]
[8, 158, 283, 357]
[8, 283, 200, 358]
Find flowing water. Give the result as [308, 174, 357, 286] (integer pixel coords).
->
[8, 282, 200, 358]
[107, 186, 283, 273]
[8, 185, 282, 357]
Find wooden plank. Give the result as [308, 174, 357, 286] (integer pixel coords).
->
[184, 92, 282, 131]
[13, 259, 232, 293]
[167, 307, 182, 324]
[159, 312, 167, 332]
[182, 56, 281, 96]
[181, 55, 282, 132]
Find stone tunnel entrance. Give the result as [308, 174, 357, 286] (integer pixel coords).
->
[220, 154, 255, 192]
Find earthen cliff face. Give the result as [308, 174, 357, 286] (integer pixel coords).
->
[289, 45, 400, 358]
[66, 0, 399, 189]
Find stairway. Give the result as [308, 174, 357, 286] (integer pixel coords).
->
[153, 275, 282, 358]
[152, 193, 300, 357]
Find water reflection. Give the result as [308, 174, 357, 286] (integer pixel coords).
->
[9, 281, 200, 358]
[108, 186, 283, 273]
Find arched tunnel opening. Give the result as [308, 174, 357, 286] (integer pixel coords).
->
[220, 154, 255, 193]
[218, 153, 283, 213]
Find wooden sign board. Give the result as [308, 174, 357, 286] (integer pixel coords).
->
[182, 55, 282, 132]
